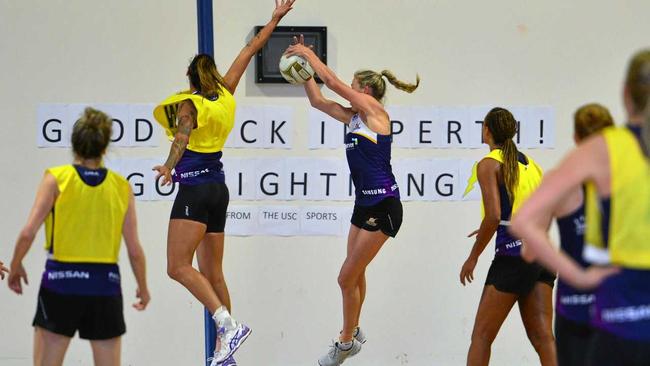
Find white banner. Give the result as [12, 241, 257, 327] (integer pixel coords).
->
[225, 106, 293, 149]
[226, 205, 353, 236]
[309, 105, 555, 149]
[104, 158, 179, 201]
[104, 156, 482, 202]
[37, 104, 161, 147]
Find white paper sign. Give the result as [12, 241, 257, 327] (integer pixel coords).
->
[309, 106, 555, 149]
[106, 157, 484, 203]
[37, 103, 159, 147]
[226, 106, 293, 149]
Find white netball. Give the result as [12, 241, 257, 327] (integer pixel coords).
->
[279, 55, 315, 84]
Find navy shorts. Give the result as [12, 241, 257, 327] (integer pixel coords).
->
[170, 182, 229, 232]
[351, 197, 403, 237]
[555, 314, 594, 366]
[586, 329, 650, 366]
[33, 287, 125, 340]
[485, 255, 556, 296]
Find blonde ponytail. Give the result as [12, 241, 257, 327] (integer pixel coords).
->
[354, 69, 420, 101]
[381, 70, 420, 94]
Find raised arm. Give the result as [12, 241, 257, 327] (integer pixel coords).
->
[153, 100, 196, 185]
[122, 189, 150, 311]
[304, 77, 354, 123]
[223, 0, 295, 94]
[9, 173, 58, 294]
[460, 159, 501, 286]
[285, 37, 384, 120]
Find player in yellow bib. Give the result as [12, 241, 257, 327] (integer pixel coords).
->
[151, 1, 295, 365]
[512, 50, 650, 365]
[8, 108, 149, 366]
[460, 107, 557, 366]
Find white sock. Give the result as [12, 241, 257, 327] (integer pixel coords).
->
[212, 306, 234, 329]
[338, 340, 353, 351]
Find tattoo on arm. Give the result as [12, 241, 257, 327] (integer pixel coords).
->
[163, 109, 194, 169]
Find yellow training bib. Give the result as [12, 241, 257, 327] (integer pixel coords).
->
[152, 88, 236, 153]
[463, 149, 543, 218]
[44, 165, 130, 263]
[584, 127, 650, 268]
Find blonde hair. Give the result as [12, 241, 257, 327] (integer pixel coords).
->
[353, 69, 420, 101]
[71, 107, 112, 159]
[574, 103, 614, 141]
[187, 54, 228, 100]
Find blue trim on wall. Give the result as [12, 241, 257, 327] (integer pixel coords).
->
[197, 0, 214, 57]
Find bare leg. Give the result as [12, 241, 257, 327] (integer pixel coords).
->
[467, 286, 518, 366]
[90, 337, 121, 366]
[39, 328, 72, 366]
[338, 229, 389, 342]
[33, 327, 43, 366]
[346, 226, 364, 328]
[519, 283, 557, 366]
[197, 232, 231, 312]
[166, 219, 223, 313]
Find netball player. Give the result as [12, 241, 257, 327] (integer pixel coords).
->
[8, 107, 149, 366]
[551, 104, 613, 366]
[511, 49, 650, 366]
[460, 108, 556, 366]
[151, 1, 295, 364]
[284, 35, 419, 366]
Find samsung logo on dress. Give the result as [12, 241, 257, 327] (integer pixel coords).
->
[361, 184, 398, 196]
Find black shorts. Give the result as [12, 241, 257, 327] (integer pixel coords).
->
[586, 329, 650, 366]
[171, 182, 229, 233]
[556, 314, 594, 366]
[33, 287, 125, 340]
[485, 255, 556, 296]
[350, 197, 403, 237]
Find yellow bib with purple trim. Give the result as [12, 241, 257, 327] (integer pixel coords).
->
[463, 149, 543, 218]
[153, 88, 236, 153]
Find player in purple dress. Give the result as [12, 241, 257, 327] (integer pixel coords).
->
[285, 35, 419, 366]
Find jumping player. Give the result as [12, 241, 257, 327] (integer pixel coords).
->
[151, 1, 295, 365]
[285, 35, 419, 366]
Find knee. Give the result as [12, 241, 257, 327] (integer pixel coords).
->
[167, 263, 187, 282]
[337, 272, 356, 292]
[470, 326, 498, 346]
[526, 328, 555, 350]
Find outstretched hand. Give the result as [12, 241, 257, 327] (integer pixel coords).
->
[272, 0, 296, 20]
[284, 34, 314, 58]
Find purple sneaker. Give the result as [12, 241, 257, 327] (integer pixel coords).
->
[210, 322, 252, 365]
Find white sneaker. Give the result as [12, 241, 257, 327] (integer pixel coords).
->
[317, 339, 362, 366]
[209, 322, 252, 366]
